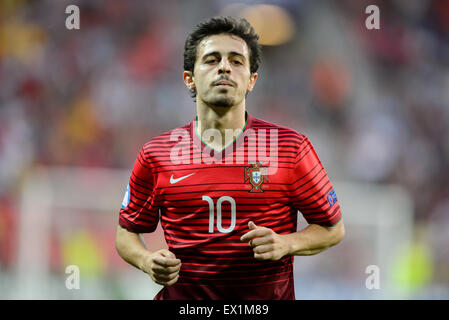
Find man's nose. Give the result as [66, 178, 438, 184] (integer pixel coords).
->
[218, 59, 231, 74]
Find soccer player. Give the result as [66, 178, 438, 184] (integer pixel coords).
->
[115, 16, 345, 300]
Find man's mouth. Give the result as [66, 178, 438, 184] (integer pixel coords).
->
[213, 80, 234, 87]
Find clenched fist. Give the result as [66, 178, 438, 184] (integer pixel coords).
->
[140, 249, 181, 286]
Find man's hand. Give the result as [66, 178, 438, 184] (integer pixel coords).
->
[140, 249, 181, 286]
[240, 221, 290, 261]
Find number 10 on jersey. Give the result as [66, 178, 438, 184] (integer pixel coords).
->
[202, 196, 236, 233]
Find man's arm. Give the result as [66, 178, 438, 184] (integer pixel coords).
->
[283, 220, 345, 256]
[115, 225, 150, 269]
[115, 225, 181, 286]
[240, 220, 345, 260]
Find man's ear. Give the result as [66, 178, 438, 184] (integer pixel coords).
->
[247, 73, 258, 92]
[183, 71, 196, 92]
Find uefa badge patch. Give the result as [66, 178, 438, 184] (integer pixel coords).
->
[327, 189, 338, 207]
[121, 184, 130, 209]
[244, 161, 268, 193]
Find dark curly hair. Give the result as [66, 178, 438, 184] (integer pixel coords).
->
[184, 16, 262, 98]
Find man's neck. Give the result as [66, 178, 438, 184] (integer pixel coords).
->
[195, 101, 246, 151]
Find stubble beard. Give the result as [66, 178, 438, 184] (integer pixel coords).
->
[210, 95, 235, 107]
[206, 87, 240, 108]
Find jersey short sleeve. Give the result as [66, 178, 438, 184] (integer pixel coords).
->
[290, 135, 342, 227]
[118, 147, 159, 233]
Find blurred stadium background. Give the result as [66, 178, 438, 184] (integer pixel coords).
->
[1, 0, 448, 299]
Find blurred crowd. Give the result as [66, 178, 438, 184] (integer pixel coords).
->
[0, 0, 448, 297]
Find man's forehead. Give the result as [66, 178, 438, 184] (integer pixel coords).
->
[197, 34, 249, 57]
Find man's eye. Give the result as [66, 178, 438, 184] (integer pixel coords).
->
[206, 59, 217, 64]
[233, 60, 243, 65]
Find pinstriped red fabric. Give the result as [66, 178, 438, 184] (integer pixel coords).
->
[119, 112, 341, 299]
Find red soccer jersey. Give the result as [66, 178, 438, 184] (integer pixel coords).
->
[118, 112, 342, 300]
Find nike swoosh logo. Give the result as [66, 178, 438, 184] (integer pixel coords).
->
[170, 173, 195, 184]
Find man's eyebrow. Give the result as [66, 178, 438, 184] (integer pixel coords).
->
[229, 51, 246, 59]
[201, 51, 220, 60]
[201, 51, 246, 60]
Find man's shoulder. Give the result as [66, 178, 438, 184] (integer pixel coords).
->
[250, 115, 308, 145]
[142, 122, 191, 153]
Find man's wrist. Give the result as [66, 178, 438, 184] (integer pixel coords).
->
[137, 250, 152, 272]
[282, 232, 303, 256]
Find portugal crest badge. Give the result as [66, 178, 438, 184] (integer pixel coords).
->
[244, 161, 268, 192]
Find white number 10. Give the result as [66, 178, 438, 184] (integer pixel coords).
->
[202, 195, 236, 233]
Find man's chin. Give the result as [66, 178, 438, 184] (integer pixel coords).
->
[208, 96, 235, 108]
